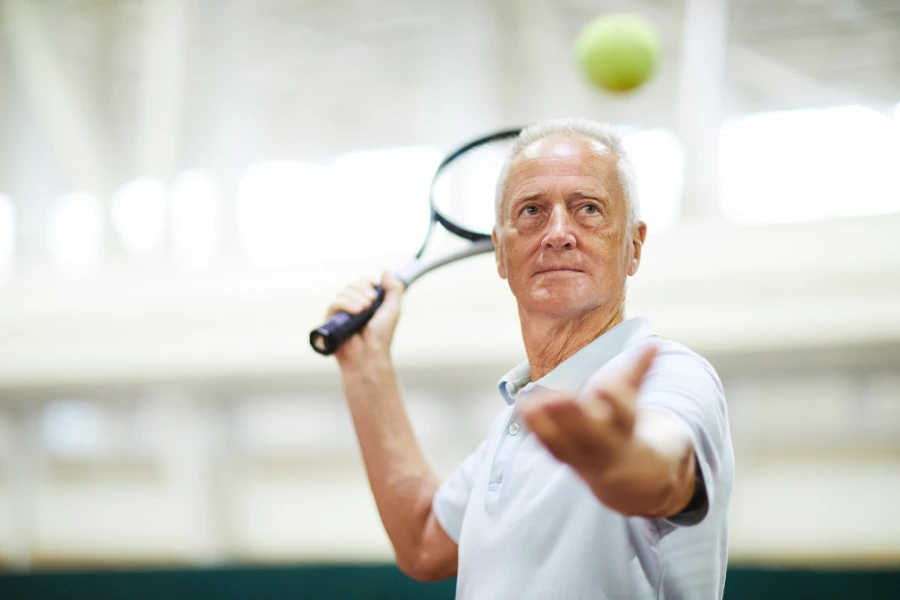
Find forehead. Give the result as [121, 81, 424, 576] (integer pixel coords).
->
[507, 135, 619, 190]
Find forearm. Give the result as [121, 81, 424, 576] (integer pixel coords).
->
[340, 356, 440, 565]
[583, 410, 696, 518]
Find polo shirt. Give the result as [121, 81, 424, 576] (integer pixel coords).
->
[432, 317, 734, 599]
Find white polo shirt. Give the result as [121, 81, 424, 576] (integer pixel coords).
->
[433, 317, 734, 600]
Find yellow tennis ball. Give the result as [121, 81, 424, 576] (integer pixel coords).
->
[575, 13, 661, 93]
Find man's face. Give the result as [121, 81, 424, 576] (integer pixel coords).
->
[492, 135, 645, 319]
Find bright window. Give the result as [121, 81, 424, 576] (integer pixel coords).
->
[621, 129, 684, 232]
[330, 146, 440, 258]
[237, 161, 332, 266]
[49, 191, 104, 278]
[238, 147, 441, 266]
[721, 106, 900, 223]
[171, 169, 220, 269]
[112, 176, 168, 256]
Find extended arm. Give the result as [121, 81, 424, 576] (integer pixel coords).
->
[521, 346, 699, 519]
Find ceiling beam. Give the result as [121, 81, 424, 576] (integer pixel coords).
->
[676, 0, 729, 220]
[134, 0, 188, 179]
[2, 0, 108, 193]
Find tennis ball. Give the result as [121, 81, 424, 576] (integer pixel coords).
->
[575, 13, 660, 93]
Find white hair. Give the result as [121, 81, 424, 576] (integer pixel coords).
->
[494, 118, 640, 230]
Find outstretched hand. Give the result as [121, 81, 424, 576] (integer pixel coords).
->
[520, 345, 658, 476]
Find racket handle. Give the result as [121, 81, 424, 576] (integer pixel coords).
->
[309, 285, 386, 356]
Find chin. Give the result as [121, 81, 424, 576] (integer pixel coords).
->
[521, 290, 600, 319]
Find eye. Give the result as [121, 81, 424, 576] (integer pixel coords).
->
[522, 205, 539, 216]
[581, 203, 601, 215]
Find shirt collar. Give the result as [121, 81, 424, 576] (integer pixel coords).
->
[497, 317, 657, 405]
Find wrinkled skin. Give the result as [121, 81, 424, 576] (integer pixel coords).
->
[492, 134, 646, 377]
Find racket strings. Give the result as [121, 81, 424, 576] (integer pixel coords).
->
[428, 131, 520, 245]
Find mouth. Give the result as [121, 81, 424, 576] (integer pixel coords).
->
[534, 267, 583, 275]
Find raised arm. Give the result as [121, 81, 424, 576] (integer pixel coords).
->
[328, 272, 458, 581]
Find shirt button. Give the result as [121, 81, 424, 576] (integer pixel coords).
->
[508, 422, 520, 436]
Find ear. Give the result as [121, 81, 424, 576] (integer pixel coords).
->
[628, 222, 647, 276]
[492, 228, 507, 280]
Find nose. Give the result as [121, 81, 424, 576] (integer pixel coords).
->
[541, 204, 576, 251]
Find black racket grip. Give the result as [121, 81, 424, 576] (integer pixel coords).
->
[309, 285, 386, 356]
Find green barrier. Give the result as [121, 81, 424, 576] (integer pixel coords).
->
[0, 564, 898, 599]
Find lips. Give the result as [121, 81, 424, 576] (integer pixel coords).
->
[535, 266, 583, 275]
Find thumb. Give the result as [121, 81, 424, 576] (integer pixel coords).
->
[379, 271, 406, 309]
[362, 271, 405, 339]
[623, 344, 658, 391]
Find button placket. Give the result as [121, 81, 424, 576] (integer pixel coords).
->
[487, 389, 534, 492]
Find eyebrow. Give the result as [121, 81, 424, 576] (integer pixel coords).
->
[571, 190, 606, 200]
[510, 190, 544, 203]
[508, 188, 609, 207]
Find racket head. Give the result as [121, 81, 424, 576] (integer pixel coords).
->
[310, 127, 524, 356]
[425, 128, 522, 252]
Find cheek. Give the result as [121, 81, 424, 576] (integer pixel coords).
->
[589, 229, 623, 259]
[585, 231, 632, 281]
[502, 233, 530, 267]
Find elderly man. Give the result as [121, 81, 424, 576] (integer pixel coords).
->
[326, 118, 734, 599]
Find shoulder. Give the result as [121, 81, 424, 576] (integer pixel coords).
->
[627, 338, 729, 421]
[608, 335, 722, 392]
[649, 339, 723, 390]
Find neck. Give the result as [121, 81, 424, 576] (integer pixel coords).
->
[520, 301, 625, 382]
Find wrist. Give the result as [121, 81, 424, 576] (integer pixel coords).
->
[578, 435, 638, 491]
[338, 351, 394, 382]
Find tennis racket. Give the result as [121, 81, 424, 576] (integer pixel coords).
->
[310, 128, 522, 356]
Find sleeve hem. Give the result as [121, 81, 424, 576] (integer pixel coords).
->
[639, 405, 714, 528]
[431, 489, 462, 544]
[664, 455, 709, 527]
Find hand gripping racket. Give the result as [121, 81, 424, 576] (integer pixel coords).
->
[310, 128, 522, 356]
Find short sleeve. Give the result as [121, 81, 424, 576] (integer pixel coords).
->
[636, 345, 730, 527]
[432, 439, 489, 543]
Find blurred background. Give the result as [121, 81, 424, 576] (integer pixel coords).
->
[0, 0, 899, 597]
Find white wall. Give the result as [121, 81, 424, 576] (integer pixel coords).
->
[1, 215, 899, 387]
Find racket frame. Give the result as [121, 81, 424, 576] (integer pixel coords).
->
[310, 127, 522, 356]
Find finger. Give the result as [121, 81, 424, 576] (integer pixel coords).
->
[537, 399, 615, 461]
[381, 271, 406, 301]
[577, 368, 638, 434]
[593, 382, 638, 433]
[623, 344, 658, 391]
[344, 288, 377, 308]
[521, 403, 582, 463]
[327, 291, 373, 317]
[599, 346, 657, 431]
[326, 300, 362, 319]
[348, 279, 379, 300]
[327, 278, 380, 315]
[371, 271, 404, 318]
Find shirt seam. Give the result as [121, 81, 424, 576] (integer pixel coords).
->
[655, 521, 666, 600]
